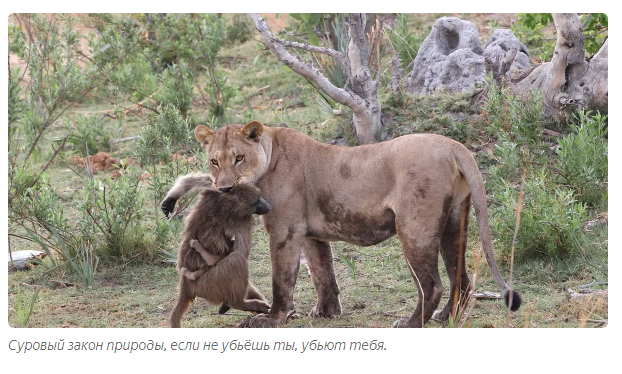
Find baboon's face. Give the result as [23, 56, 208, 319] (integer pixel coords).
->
[194, 121, 268, 192]
[222, 184, 271, 217]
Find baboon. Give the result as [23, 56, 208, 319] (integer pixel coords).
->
[169, 183, 272, 328]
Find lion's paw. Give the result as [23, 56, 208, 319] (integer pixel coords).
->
[309, 301, 342, 318]
[431, 309, 449, 322]
[392, 318, 410, 328]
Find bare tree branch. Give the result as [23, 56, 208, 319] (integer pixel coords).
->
[248, 13, 366, 114]
[273, 37, 348, 70]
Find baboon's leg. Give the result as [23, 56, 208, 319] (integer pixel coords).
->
[189, 239, 221, 266]
[169, 283, 194, 328]
[181, 267, 208, 281]
[436, 197, 472, 322]
[302, 239, 341, 318]
[218, 304, 231, 314]
[393, 207, 447, 328]
[228, 298, 271, 314]
[246, 282, 269, 304]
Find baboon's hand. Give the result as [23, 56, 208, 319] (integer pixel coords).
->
[161, 197, 177, 217]
[189, 239, 199, 251]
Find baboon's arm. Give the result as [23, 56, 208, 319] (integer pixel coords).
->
[161, 173, 212, 216]
[231, 231, 252, 258]
[190, 239, 222, 266]
[181, 267, 208, 280]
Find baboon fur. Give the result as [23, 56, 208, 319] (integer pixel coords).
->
[169, 184, 271, 328]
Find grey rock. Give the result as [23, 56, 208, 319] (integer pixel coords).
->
[483, 29, 531, 72]
[406, 17, 531, 95]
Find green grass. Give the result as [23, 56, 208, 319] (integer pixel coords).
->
[8, 217, 608, 328]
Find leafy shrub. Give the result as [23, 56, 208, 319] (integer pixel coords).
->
[226, 14, 252, 46]
[490, 169, 588, 259]
[482, 81, 600, 260]
[482, 77, 546, 145]
[78, 168, 150, 260]
[513, 13, 608, 61]
[557, 111, 608, 208]
[67, 115, 111, 157]
[136, 104, 195, 168]
[389, 13, 427, 69]
[512, 13, 556, 61]
[156, 62, 194, 116]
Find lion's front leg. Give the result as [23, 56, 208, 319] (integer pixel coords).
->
[302, 239, 341, 318]
[241, 228, 303, 327]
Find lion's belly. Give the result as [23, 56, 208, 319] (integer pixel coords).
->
[306, 204, 396, 246]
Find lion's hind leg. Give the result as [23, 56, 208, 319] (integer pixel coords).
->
[435, 196, 472, 323]
[392, 210, 446, 328]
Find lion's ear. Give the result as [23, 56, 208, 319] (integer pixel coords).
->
[195, 125, 214, 144]
[238, 121, 264, 142]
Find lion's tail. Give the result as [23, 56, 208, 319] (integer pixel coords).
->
[453, 145, 521, 312]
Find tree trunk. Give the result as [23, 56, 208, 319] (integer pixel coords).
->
[346, 14, 381, 144]
[513, 13, 608, 114]
[248, 13, 381, 144]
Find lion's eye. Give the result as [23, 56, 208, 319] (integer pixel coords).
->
[210, 159, 219, 167]
[235, 155, 244, 163]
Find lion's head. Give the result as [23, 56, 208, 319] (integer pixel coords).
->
[194, 121, 270, 191]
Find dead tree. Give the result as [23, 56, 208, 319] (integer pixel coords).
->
[248, 13, 381, 144]
[510, 14, 607, 114]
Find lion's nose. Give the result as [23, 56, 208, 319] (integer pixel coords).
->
[219, 186, 233, 193]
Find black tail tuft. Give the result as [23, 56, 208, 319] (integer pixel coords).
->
[504, 290, 521, 311]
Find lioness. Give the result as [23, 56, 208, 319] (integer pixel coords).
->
[169, 183, 272, 328]
[163, 121, 521, 327]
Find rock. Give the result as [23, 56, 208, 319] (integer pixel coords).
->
[483, 29, 531, 72]
[406, 17, 530, 95]
[326, 137, 347, 146]
[8, 250, 46, 270]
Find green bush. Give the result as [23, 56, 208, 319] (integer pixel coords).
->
[389, 13, 427, 69]
[78, 168, 149, 260]
[136, 104, 195, 168]
[67, 115, 112, 157]
[156, 62, 194, 116]
[490, 168, 588, 259]
[482, 82, 601, 260]
[226, 14, 252, 46]
[483, 77, 545, 145]
[512, 14, 556, 61]
[557, 111, 608, 208]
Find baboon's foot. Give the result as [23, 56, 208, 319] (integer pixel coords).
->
[180, 267, 197, 280]
[237, 299, 271, 314]
[218, 304, 231, 314]
[189, 239, 201, 251]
